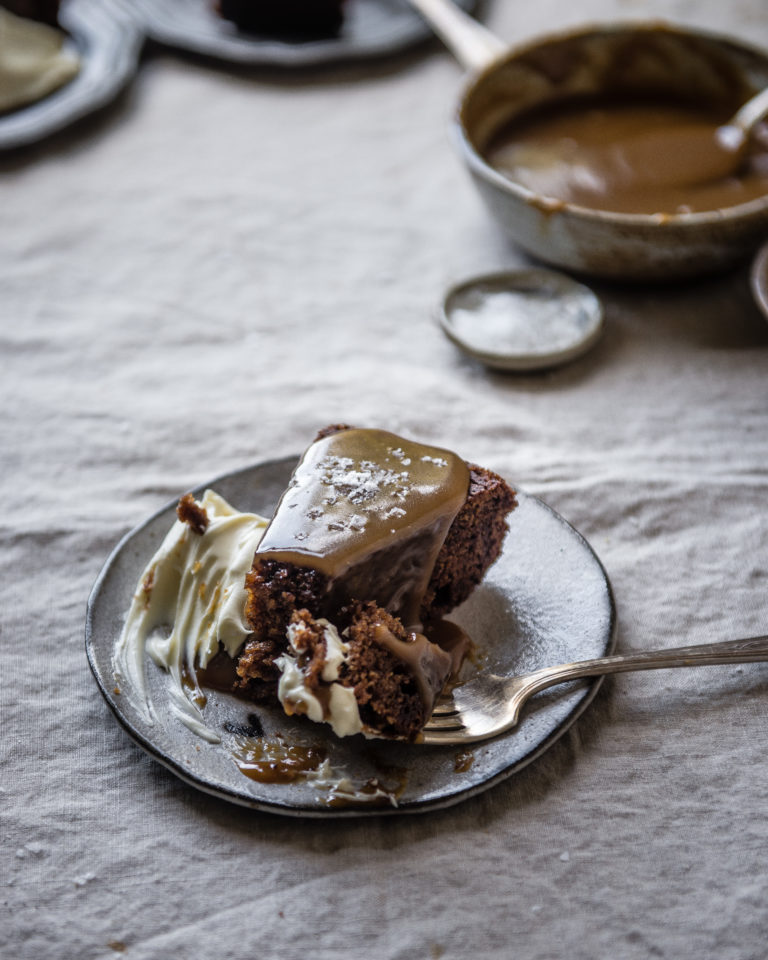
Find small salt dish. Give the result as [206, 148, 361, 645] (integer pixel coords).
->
[439, 268, 604, 371]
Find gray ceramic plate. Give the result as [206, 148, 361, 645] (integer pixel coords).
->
[749, 239, 768, 324]
[86, 456, 616, 817]
[127, 0, 476, 67]
[0, 0, 143, 151]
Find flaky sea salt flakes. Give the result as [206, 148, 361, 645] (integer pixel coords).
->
[74, 872, 96, 887]
[559, 851, 571, 862]
[318, 455, 411, 505]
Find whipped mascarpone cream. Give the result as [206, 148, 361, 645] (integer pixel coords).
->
[114, 489, 401, 804]
[113, 489, 268, 742]
[0, 9, 80, 114]
[277, 619, 363, 738]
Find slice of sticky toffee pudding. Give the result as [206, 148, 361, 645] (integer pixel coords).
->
[235, 426, 516, 740]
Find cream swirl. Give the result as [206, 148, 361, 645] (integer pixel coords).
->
[113, 489, 268, 742]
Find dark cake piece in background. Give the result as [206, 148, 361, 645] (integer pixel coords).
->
[1, 0, 60, 25]
[236, 426, 516, 740]
[215, 0, 345, 38]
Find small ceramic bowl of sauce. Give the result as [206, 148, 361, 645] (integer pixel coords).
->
[450, 22, 768, 279]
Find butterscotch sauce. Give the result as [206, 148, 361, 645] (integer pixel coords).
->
[453, 750, 475, 774]
[423, 619, 473, 679]
[180, 665, 207, 709]
[485, 98, 768, 215]
[194, 649, 240, 694]
[324, 775, 406, 809]
[255, 428, 470, 625]
[233, 733, 404, 807]
[234, 734, 327, 784]
[371, 623, 452, 710]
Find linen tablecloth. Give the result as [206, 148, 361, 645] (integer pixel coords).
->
[3, 0, 768, 957]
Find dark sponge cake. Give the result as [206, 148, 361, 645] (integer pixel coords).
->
[282, 604, 450, 740]
[215, 0, 345, 37]
[422, 463, 516, 618]
[235, 427, 516, 739]
[238, 559, 329, 684]
[1, 0, 60, 24]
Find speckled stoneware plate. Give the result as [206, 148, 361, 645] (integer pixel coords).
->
[126, 0, 477, 67]
[86, 456, 616, 817]
[0, 0, 143, 151]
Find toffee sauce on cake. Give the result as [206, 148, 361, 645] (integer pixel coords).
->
[255, 429, 470, 623]
[252, 428, 470, 709]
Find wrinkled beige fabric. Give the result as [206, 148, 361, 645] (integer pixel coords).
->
[2, 0, 768, 958]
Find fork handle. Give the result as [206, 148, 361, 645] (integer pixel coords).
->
[522, 634, 768, 698]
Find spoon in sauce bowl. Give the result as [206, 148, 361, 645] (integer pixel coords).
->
[600, 85, 768, 189]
